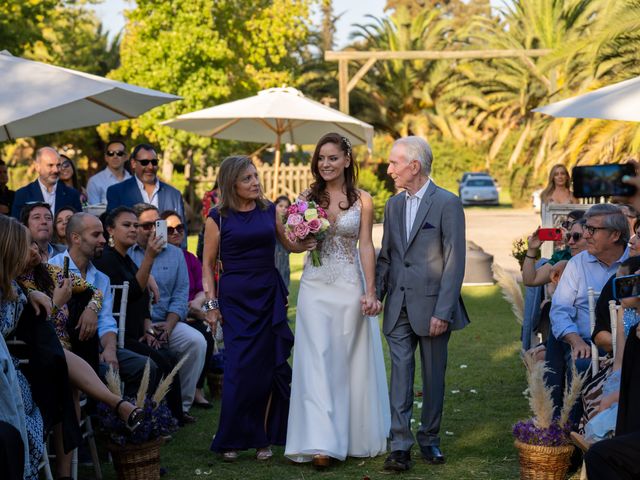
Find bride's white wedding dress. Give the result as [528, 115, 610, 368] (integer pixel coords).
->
[285, 201, 390, 462]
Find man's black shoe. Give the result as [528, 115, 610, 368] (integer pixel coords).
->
[420, 445, 445, 464]
[383, 450, 413, 471]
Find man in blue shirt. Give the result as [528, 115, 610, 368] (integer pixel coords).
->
[86, 140, 131, 205]
[49, 213, 158, 394]
[129, 203, 206, 418]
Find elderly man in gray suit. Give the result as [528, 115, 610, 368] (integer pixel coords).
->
[374, 136, 469, 471]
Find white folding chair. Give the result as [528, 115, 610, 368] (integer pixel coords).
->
[110, 282, 130, 350]
[587, 287, 601, 375]
[609, 300, 619, 358]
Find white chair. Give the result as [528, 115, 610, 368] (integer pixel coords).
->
[110, 282, 130, 349]
[587, 287, 601, 375]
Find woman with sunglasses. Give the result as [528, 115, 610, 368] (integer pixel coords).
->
[93, 207, 190, 425]
[59, 155, 87, 204]
[160, 209, 214, 409]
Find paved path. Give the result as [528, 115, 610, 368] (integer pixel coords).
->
[372, 207, 540, 277]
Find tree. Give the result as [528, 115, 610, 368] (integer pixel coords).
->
[104, 0, 314, 168]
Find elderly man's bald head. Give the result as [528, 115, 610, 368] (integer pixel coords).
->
[34, 147, 61, 187]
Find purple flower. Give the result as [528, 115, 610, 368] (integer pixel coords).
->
[512, 418, 573, 447]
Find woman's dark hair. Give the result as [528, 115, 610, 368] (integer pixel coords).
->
[53, 206, 77, 243]
[60, 154, 80, 190]
[308, 133, 359, 210]
[104, 206, 136, 229]
[567, 210, 585, 221]
[216, 156, 268, 217]
[274, 196, 291, 206]
[160, 210, 181, 221]
[619, 255, 640, 274]
[32, 262, 55, 296]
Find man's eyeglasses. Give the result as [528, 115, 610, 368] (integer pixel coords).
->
[136, 159, 158, 167]
[565, 232, 583, 242]
[138, 222, 155, 231]
[106, 150, 126, 157]
[168, 224, 184, 235]
[584, 224, 610, 236]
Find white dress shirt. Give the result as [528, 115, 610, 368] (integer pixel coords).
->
[38, 179, 57, 213]
[134, 176, 160, 208]
[86, 167, 131, 204]
[405, 178, 431, 240]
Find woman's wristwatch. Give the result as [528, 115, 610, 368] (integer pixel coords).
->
[203, 298, 220, 312]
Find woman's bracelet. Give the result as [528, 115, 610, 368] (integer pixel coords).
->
[203, 298, 220, 312]
[85, 302, 100, 314]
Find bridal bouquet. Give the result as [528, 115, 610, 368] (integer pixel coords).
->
[283, 199, 330, 266]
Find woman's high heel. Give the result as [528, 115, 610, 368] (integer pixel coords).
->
[115, 399, 145, 432]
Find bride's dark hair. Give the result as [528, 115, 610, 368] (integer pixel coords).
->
[308, 132, 359, 210]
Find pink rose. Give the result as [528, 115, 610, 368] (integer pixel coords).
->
[297, 201, 308, 213]
[286, 230, 297, 243]
[294, 222, 310, 239]
[307, 218, 322, 233]
[287, 213, 303, 226]
[317, 207, 327, 218]
[287, 204, 299, 215]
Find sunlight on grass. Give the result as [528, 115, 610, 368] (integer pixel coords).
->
[491, 341, 522, 362]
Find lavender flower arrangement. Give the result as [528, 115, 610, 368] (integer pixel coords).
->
[98, 397, 177, 446]
[97, 356, 187, 446]
[513, 351, 587, 446]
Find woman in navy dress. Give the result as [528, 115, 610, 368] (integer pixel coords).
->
[202, 156, 313, 462]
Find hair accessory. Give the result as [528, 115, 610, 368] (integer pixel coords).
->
[341, 136, 352, 158]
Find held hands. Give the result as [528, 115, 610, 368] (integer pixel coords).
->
[153, 321, 172, 345]
[360, 293, 382, 316]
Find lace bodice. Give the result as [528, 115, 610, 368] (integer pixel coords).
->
[303, 201, 362, 284]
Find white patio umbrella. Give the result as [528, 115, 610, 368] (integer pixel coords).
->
[533, 75, 640, 121]
[0, 51, 181, 141]
[161, 86, 374, 186]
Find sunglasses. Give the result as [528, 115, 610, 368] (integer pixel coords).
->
[168, 224, 185, 235]
[136, 159, 158, 167]
[565, 232, 583, 242]
[106, 150, 126, 157]
[60, 161, 72, 169]
[138, 222, 155, 231]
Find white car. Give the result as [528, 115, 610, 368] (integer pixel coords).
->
[460, 177, 499, 206]
[458, 172, 493, 196]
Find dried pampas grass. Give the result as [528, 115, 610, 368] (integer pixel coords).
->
[493, 263, 524, 325]
[136, 360, 151, 409]
[522, 350, 555, 429]
[558, 361, 588, 427]
[152, 353, 190, 408]
[105, 365, 122, 397]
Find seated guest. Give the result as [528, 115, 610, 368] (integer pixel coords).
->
[53, 206, 76, 246]
[549, 204, 629, 418]
[129, 204, 206, 419]
[86, 140, 131, 205]
[105, 143, 185, 223]
[20, 202, 65, 260]
[593, 217, 640, 354]
[11, 147, 82, 218]
[1, 215, 143, 479]
[94, 207, 189, 424]
[58, 155, 87, 204]
[161, 209, 213, 409]
[0, 159, 14, 215]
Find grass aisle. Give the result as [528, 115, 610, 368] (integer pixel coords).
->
[97, 254, 529, 480]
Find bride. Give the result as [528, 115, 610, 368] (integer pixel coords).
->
[285, 132, 390, 467]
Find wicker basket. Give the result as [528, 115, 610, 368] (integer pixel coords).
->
[108, 438, 163, 480]
[514, 440, 575, 480]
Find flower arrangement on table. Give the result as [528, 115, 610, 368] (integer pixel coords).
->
[98, 356, 187, 446]
[283, 199, 330, 266]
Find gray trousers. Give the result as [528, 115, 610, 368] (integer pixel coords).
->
[385, 308, 450, 451]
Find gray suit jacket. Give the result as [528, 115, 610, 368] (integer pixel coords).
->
[376, 181, 469, 336]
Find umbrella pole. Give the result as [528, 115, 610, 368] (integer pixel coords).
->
[273, 133, 281, 200]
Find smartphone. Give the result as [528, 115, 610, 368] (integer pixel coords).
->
[155, 219, 168, 247]
[63, 256, 70, 278]
[613, 274, 640, 300]
[538, 228, 563, 241]
[572, 164, 636, 198]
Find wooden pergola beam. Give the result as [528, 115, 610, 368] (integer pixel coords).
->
[325, 49, 552, 113]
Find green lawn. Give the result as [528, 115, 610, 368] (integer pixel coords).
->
[92, 253, 531, 480]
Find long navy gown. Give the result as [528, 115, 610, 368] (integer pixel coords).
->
[209, 203, 294, 452]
